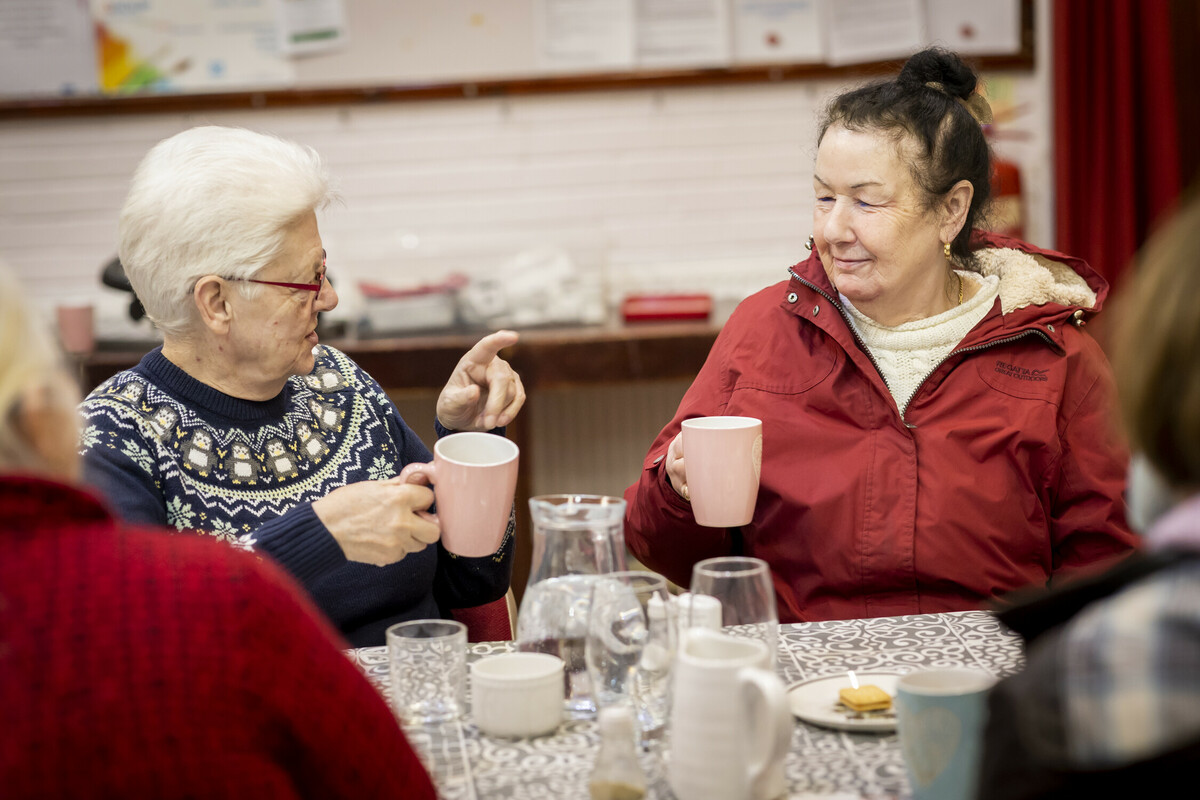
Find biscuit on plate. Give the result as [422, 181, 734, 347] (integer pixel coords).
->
[838, 684, 892, 712]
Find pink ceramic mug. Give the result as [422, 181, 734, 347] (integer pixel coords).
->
[55, 305, 95, 354]
[681, 416, 763, 527]
[399, 432, 519, 556]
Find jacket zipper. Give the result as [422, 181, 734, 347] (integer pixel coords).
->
[789, 268, 893, 394]
[788, 268, 1058, 426]
[901, 329, 1055, 419]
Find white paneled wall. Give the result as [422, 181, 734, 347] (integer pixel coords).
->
[0, 58, 1052, 331]
[0, 83, 821, 329]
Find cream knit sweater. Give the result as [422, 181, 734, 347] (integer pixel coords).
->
[843, 270, 1000, 413]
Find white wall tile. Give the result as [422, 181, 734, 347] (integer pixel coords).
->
[0, 71, 1052, 319]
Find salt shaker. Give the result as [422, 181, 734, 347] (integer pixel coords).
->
[589, 705, 646, 800]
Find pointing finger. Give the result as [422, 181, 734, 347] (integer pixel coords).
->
[463, 329, 519, 367]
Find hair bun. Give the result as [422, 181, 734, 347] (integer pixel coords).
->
[898, 47, 978, 100]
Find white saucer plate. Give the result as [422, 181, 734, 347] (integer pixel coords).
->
[786, 672, 901, 733]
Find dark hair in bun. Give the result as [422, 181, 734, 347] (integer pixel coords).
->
[818, 47, 993, 266]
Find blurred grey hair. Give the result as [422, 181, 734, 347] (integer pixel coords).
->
[0, 262, 68, 472]
[118, 126, 334, 337]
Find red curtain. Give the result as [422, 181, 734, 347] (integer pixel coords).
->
[1053, 0, 1182, 294]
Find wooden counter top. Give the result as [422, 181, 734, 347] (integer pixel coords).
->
[78, 321, 723, 391]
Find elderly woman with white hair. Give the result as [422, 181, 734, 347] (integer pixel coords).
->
[79, 126, 525, 647]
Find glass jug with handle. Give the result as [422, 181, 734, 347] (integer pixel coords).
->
[517, 494, 628, 718]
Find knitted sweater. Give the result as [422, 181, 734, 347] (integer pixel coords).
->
[79, 345, 513, 647]
[0, 474, 436, 800]
[843, 270, 1000, 412]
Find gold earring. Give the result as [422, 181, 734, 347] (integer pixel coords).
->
[805, 235, 814, 252]
[943, 241, 952, 261]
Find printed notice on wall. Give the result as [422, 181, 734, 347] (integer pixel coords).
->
[90, 0, 294, 94]
[925, 0, 1020, 56]
[0, 0, 98, 97]
[274, 0, 348, 56]
[731, 0, 823, 65]
[535, 0, 635, 72]
[823, 0, 924, 66]
[636, 0, 730, 69]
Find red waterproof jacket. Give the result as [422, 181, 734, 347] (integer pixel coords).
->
[624, 232, 1137, 622]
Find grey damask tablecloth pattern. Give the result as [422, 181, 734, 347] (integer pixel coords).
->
[348, 610, 1024, 800]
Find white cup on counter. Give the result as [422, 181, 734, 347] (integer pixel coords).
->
[674, 592, 723, 632]
[470, 652, 565, 738]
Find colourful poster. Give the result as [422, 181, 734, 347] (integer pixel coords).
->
[90, 0, 294, 94]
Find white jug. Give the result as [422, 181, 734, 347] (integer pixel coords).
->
[667, 629, 792, 800]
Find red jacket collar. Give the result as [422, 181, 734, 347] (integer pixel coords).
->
[782, 231, 1109, 355]
[787, 230, 1110, 312]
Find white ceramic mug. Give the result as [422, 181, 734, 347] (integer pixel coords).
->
[668, 629, 792, 800]
[470, 652, 565, 738]
[681, 416, 762, 527]
[399, 431, 518, 556]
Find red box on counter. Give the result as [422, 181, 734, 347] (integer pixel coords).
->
[621, 294, 712, 322]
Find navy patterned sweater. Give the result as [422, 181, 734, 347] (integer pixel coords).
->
[79, 345, 513, 647]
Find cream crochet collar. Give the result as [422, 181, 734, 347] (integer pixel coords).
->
[842, 270, 997, 345]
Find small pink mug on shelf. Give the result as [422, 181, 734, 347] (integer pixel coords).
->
[681, 416, 763, 528]
[399, 432, 519, 557]
[55, 304, 95, 354]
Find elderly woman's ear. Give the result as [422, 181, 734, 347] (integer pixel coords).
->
[12, 375, 81, 483]
[938, 179, 975, 246]
[192, 275, 235, 335]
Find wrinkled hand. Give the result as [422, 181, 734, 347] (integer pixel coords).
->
[665, 432, 690, 502]
[436, 330, 525, 431]
[312, 478, 441, 566]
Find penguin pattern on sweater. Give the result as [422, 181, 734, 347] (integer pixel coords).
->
[79, 345, 513, 647]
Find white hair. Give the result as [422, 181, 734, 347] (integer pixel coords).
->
[0, 262, 69, 473]
[118, 126, 333, 337]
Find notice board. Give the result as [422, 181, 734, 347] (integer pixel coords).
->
[1, 0, 1031, 119]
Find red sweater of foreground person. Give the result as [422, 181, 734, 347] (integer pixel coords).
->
[0, 474, 436, 800]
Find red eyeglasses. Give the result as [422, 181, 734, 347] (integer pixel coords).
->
[243, 273, 327, 293]
[231, 251, 328, 293]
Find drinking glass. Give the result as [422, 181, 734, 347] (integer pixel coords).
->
[688, 556, 779, 668]
[516, 494, 628, 718]
[387, 619, 468, 724]
[585, 571, 677, 744]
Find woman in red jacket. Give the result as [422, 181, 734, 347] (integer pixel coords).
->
[0, 262, 435, 799]
[624, 47, 1136, 623]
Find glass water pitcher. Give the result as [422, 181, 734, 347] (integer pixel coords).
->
[516, 494, 628, 718]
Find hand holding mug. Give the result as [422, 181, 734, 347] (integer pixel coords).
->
[397, 461, 440, 527]
[399, 432, 519, 557]
[679, 416, 763, 527]
[312, 479, 440, 566]
[665, 432, 689, 500]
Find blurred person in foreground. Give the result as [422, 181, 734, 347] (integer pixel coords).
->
[624, 47, 1136, 621]
[978, 195, 1200, 797]
[0, 264, 436, 799]
[79, 126, 525, 647]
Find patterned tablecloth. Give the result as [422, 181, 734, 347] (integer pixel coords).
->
[348, 610, 1024, 800]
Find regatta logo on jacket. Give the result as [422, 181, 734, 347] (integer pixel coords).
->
[994, 360, 1049, 382]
